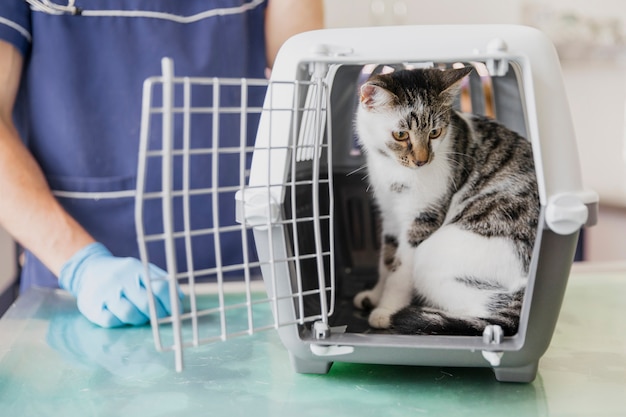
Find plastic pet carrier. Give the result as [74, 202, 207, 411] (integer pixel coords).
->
[136, 25, 598, 383]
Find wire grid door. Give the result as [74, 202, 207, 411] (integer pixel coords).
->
[135, 58, 334, 371]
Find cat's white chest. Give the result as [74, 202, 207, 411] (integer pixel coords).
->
[367, 153, 451, 230]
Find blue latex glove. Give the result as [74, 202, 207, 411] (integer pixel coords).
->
[59, 242, 179, 328]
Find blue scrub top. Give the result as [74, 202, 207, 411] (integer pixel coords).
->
[0, 0, 268, 291]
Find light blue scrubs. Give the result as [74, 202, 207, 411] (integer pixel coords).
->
[0, 0, 268, 291]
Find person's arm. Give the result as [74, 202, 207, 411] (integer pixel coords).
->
[0, 40, 95, 276]
[264, 0, 324, 68]
[0, 40, 175, 327]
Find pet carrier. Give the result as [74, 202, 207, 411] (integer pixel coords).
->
[136, 25, 598, 383]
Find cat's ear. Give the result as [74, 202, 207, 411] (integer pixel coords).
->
[440, 66, 473, 97]
[360, 82, 396, 111]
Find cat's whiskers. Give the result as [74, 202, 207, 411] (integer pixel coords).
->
[347, 164, 368, 177]
[440, 151, 473, 186]
[437, 158, 462, 193]
[447, 169, 460, 192]
[442, 150, 476, 161]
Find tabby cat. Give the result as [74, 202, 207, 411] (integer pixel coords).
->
[353, 66, 540, 336]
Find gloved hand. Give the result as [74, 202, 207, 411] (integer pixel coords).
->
[59, 242, 180, 328]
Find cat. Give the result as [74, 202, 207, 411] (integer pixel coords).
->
[352, 66, 540, 336]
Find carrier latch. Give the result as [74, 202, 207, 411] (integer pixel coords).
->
[486, 38, 509, 77]
[235, 188, 280, 230]
[310, 322, 354, 357]
[482, 325, 504, 366]
[546, 191, 598, 235]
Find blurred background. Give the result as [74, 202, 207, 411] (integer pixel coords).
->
[2, 0, 625, 310]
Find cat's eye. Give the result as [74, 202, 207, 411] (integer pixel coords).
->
[392, 131, 409, 141]
[429, 128, 443, 139]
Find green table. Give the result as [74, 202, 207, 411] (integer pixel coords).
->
[1, 266, 625, 417]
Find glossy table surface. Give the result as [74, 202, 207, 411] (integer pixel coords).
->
[0, 264, 625, 417]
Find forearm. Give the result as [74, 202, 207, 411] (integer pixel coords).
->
[0, 41, 94, 277]
[265, 0, 325, 67]
[0, 126, 95, 276]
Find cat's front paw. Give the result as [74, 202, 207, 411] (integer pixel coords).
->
[368, 307, 394, 329]
[353, 290, 379, 310]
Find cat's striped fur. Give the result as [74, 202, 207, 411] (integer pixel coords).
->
[353, 67, 539, 336]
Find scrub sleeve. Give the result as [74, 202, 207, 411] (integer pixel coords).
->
[0, 0, 268, 291]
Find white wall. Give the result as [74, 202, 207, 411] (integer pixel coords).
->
[560, 62, 626, 205]
[524, 0, 626, 31]
[324, 0, 523, 28]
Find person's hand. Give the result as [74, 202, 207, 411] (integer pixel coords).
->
[59, 242, 179, 328]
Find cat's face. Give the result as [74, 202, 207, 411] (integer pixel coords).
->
[357, 67, 472, 169]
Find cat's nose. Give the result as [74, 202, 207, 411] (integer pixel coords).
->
[412, 148, 429, 167]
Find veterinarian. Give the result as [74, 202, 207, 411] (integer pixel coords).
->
[0, 0, 323, 327]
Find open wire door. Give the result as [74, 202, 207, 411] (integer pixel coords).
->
[135, 58, 334, 371]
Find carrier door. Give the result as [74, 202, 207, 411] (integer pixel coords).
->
[135, 58, 335, 371]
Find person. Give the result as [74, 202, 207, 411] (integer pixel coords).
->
[0, 0, 324, 327]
